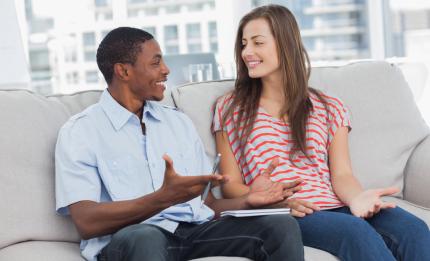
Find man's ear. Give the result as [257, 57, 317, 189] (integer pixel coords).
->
[113, 63, 130, 81]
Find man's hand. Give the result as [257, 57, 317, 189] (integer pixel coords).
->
[245, 158, 301, 208]
[158, 154, 224, 206]
[349, 187, 399, 218]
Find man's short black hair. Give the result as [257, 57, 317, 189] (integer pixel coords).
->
[96, 27, 154, 84]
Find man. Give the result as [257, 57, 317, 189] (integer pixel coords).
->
[55, 27, 303, 261]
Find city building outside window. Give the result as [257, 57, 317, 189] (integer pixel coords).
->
[14, 0, 430, 123]
[85, 70, 99, 83]
[142, 26, 156, 38]
[83, 32, 96, 46]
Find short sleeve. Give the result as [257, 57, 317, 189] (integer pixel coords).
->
[55, 121, 101, 215]
[211, 95, 231, 133]
[327, 96, 351, 147]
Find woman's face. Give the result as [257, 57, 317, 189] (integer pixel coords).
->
[241, 18, 280, 79]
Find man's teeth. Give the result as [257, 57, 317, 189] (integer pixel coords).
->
[156, 82, 165, 86]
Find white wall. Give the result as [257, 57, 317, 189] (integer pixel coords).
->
[0, 0, 30, 89]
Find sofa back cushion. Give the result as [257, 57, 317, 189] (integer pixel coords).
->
[172, 61, 430, 195]
[0, 90, 96, 248]
[0, 88, 173, 248]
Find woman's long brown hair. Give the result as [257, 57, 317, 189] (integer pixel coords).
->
[221, 5, 327, 162]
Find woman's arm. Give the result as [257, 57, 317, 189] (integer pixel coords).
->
[215, 131, 250, 197]
[329, 126, 362, 204]
[330, 126, 398, 218]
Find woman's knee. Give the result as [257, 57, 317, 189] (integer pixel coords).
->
[399, 214, 430, 242]
[341, 217, 379, 242]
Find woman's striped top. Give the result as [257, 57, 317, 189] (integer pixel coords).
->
[212, 91, 351, 210]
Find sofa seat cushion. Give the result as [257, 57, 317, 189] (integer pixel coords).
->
[0, 241, 84, 261]
[304, 246, 338, 261]
[0, 243, 337, 261]
[190, 249, 338, 261]
[384, 197, 430, 226]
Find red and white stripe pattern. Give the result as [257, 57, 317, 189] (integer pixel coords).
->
[212, 92, 351, 210]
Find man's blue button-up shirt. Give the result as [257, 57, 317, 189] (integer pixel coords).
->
[55, 90, 214, 261]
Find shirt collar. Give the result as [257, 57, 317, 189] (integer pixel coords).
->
[100, 89, 135, 131]
[143, 100, 163, 122]
[100, 89, 162, 131]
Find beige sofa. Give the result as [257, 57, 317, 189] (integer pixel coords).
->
[1, 61, 429, 261]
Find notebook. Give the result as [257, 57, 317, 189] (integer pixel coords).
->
[220, 208, 291, 217]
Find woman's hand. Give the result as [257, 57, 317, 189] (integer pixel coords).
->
[245, 158, 301, 208]
[349, 187, 399, 218]
[287, 198, 320, 217]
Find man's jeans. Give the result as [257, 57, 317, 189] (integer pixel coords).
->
[297, 206, 430, 261]
[99, 215, 304, 261]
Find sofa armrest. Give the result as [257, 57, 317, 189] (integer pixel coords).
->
[404, 135, 430, 208]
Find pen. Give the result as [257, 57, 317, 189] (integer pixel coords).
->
[201, 153, 221, 206]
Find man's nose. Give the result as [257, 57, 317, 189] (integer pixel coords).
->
[161, 62, 170, 75]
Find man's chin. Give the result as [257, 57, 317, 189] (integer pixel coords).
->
[152, 93, 164, 101]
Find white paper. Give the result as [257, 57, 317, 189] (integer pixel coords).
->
[220, 208, 290, 217]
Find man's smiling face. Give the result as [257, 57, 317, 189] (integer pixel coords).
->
[127, 39, 170, 101]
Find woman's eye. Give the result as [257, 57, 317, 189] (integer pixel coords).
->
[255, 42, 263, 46]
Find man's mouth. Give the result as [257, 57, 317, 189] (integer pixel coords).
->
[155, 80, 166, 88]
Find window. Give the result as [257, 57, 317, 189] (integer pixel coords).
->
[95, 11, 113, 21]
[16, 0, 430, 107]
[164, 25, 178, 54]
[166, 5, 180, 14]
[165, 45, 179, 54]
[66, 71, 79, 84]
[208, 22, 217, 38]
[29, 49, 50, 70]
[164, 25, 178, 41]
[94, 0, 110, 7]
[64, 48, 77, 63]
[83, 32, 96, 46]
[208, 1, 215, 10]
[142, 26, 156, 38]
[85, 71, 99, 83]
[188, 43, 202, 53]
[187, 24, 202, 53]
[208, 22, 218, 53]
[84, 50, 96, 62]
[186, 23, 201, 39]
[127, 9, 141, 18]
[188, 3, 204, 12]
[145, 7, 159, 16]
[128, 0, 147, 4]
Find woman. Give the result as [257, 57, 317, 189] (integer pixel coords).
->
[212, 4, 430, 261]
